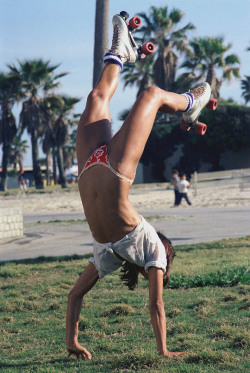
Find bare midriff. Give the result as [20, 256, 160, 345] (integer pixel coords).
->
[78, 165, 141, 243]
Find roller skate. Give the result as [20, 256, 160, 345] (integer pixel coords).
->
[104, 11, 155, 69]
[180, 82, 218, 135]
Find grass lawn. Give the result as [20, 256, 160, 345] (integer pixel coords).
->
[0, 236, 249, 372]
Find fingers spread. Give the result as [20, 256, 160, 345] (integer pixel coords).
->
[66, 348, 92, 361]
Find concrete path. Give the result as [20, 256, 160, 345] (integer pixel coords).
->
[0, 206, 249, 262]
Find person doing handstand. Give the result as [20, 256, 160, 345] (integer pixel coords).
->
[66, 12, 213, 360]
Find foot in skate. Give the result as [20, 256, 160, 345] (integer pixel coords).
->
[104, 11, 155, 69]
[183, 82, 212, 125]
[180, 82, 218, 135]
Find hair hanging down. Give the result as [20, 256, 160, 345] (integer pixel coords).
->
[120, 231, 176, 291]
[120, 261, 140, 291]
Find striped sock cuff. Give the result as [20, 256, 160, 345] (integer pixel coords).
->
[181, 92, 194, 112]
[104, 52, 123, 70]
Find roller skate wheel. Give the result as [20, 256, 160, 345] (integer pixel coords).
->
[194, 122, 207, 135]
[180, 119, 191, 131]
[128, 16, 142, 29]
[206, 98, 218, 110]
[141, 42, 155, 55]
[120, 11, 129, 20]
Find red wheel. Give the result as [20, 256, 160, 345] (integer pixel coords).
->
[141, 42, 155, 55]
[194, 122, 207, 135]
[128, 16, 141, 30]
[180, 119, 191, 131]
[206, 98, 218, 110]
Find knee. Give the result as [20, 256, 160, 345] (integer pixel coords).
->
[87, 88, 107, 106]
[142, 86, 179, 113]
[139, 86, 164, 106]
[140, 86, 161, 101]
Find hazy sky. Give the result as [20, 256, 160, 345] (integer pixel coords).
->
[1, 0, 249, 166]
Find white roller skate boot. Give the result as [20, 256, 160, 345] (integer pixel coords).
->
[104, 13, 137, 69]
[183, 82, 212, 125]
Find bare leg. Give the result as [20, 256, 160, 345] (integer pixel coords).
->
[76, 63, 120, 171]
[109, 86, 188, 179]
[77, 62, 188, 179]
[79, 63, 120, 127]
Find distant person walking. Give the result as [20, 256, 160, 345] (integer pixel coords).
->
[177, 174, 192, 206]
[170, 169, 180, 207]
[18, 163, 27, 191]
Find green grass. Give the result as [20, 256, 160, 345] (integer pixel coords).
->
[0, 237, 249, 372]
[36, 219, 88, 225]
[0, 183, 79, 197]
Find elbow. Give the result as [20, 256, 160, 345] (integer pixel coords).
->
[67, 290, 75, 303]
[68, 288, 83, 303]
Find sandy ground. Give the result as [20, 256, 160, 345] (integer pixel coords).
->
[1, 183, 249, 261]
[1, 182, 250, 215]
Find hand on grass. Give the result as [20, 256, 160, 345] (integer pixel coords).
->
[67, 342, 92, 360]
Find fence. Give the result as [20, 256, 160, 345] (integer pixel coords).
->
[191, 169, 250, 196]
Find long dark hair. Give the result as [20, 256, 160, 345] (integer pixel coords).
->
[120, 232, 175, 290]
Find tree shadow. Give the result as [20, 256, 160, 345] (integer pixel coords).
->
[0, 252, 93, 266]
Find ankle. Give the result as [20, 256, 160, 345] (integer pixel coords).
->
[180, 92, 194, 112]
[104, 52, 123, 70]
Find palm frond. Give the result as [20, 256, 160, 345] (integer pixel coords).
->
[225, 54, 241, 66]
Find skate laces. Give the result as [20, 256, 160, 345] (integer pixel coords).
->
[189, 86, 206, 100]
[181, 86, 205, 113]
[110, 24, 120, 53]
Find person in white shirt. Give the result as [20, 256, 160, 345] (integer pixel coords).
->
[177, 174, 192, 206]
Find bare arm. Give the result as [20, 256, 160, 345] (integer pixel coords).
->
[66, 263, 99, 359]
[148, 267, 186, 357]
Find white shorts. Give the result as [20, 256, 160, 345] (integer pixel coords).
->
[89, 217, 167, 279]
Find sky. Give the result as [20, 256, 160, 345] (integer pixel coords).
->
[1, 0, 249, 166]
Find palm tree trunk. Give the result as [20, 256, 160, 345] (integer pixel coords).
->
[0, 143, 10, 191]
[52, 148, 57, 185]
[45, 150, 50, 186]
[206, 67, 221, 98]
[93, 0, 109, 87]
[57, 146, 67, 188]
[31, 131, 44, 189]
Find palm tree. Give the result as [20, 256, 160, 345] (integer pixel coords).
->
[136, 6, 195, 92]
[93, 0, 110, 87]
[43, 95, 80, 188]
[241, 76, 250, 104]
[8, 59, 67, 189]
[181, 36, 240, 98]
[241, 46, 250, 104]
[63, 125, 78, 171]
[0, 73, 21, 191]
[42, 130, 55, 186]
[122, 55, 155, 98]
[9, 135, 28, 171]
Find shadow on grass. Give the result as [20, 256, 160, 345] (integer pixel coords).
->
[0, 253, 93, 266]
[0, 353, 160, 371]
[0, 356, 89, 370]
